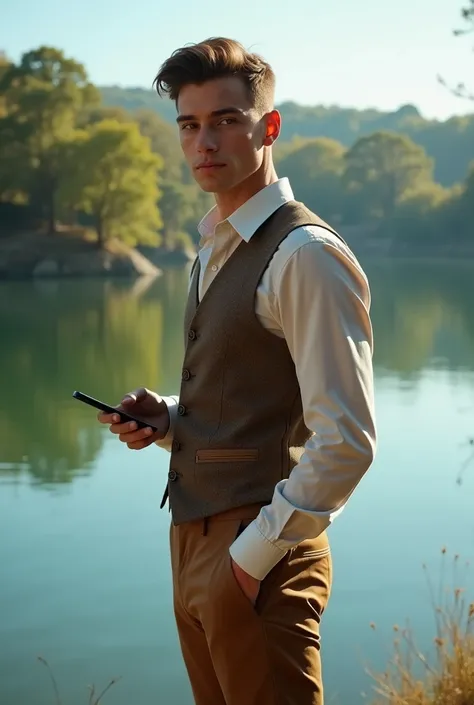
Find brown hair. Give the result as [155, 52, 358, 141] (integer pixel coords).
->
[153, 37, 275, 114]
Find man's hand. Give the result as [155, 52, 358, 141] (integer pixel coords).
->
[97, 387, 170, 450]
[231, 558, 261, 605]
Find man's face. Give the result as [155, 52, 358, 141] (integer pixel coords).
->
[176, 76, 271, 193]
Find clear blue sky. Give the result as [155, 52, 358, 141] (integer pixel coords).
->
[1, 0, 472, 120]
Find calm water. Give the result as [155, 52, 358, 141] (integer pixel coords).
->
[1, 260, 474, 705]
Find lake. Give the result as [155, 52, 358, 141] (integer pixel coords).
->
[1, 259, 474, 705]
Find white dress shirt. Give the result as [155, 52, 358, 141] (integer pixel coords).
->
[158, 178, 376, 581]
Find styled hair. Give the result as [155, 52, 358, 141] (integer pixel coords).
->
[153, 37, 275, 114]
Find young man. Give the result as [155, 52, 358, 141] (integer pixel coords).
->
[98, 37, 376, 705]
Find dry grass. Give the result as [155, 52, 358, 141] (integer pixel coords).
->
[37, 656, 120, 705]
[367, 548, 474, 704]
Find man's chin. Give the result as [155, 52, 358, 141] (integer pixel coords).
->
[198, 182, 220, 193]
[193, 167, 234, 192]
[196, 177, 233, 194]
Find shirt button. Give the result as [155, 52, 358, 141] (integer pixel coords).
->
[168, 470, 178, 481]
[211, 264, 219, 272]
[182, 368, 191, 381]
[177, 404, 186, 416]
[188, 329, 196, 341]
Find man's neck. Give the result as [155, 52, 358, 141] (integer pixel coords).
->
[214, 163, 279, 221]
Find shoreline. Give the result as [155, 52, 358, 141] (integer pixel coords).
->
[1, 230, 474, 281]
[0, 230, 194, 280]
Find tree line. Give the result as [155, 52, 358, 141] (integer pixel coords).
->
[275, 132, 473, 248]
[102, 87, 474, 187]
[0, 47, 212, 250]
[0, 44, 473, 251]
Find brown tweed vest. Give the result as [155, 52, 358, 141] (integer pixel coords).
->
[160, 200, 344, 524]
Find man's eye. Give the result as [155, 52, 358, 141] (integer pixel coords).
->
[181, 123, 197, 131]
[219, 118, 236, 126]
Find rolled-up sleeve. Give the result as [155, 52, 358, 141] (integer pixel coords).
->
[229, 234, 377, 580]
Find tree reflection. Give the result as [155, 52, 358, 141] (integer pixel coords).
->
[1, 259, 473, 486]
[364, 259, 474, 377]
[0, 276, 169, 486]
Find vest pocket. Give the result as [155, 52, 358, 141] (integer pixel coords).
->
[195, 448, 259, 463]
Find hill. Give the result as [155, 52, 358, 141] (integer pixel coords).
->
[100, 86, 474, 186]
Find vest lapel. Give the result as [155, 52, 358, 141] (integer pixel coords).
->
[182, 201, 344, 346]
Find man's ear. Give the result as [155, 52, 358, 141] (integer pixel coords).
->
[262, 109, 281, 146]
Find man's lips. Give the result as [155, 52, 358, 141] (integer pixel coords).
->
[196, 163, 226, 169]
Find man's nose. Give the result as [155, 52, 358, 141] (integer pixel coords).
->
[196, 126, 218, 153]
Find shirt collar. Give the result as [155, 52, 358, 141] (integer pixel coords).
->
[197, 178, 295, 246]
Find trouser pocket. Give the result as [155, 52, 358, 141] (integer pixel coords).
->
[222, 519, 260, 613]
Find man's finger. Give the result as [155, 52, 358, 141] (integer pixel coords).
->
[110, 420, 138, 435]
[98, 411, 121, 424]
[127, 438, 153, 450]
[118, 427, 154, 444]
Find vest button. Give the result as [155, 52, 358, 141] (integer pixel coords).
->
[171, 440, 181, 452]
[182, 368, 191, 381]
[168, 470, 178, 481]
[177, 404, 186, 416]
[188, 329, 197, 341]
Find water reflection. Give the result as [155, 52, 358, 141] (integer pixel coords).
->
[0, 259, 473, 486]
[363, 259, 474, 377]
[0, 268, 190, 486]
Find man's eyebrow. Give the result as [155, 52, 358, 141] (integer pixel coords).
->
[176, 107, 245, 123]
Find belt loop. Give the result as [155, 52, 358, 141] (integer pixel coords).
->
[202, 517, 208, 536]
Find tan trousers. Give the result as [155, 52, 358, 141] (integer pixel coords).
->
[170, 502, 332, 705]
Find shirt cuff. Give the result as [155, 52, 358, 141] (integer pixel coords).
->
[154, 394, 179, 452]
[228, 519, 287, 581]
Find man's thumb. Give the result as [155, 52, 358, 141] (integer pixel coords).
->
[122, 387, 147, 405]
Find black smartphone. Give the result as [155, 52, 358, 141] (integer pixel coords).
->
[72, 390, 158, 432]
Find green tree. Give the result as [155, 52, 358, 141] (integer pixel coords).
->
[381, 182, 454, 244]
[158, 180, 195, 249]
[276, 137, 345, 220]
[63, 120, 162, 247]
[0, 46, 99, 232]
[132, 108, 184, 181]
[78, 105, 132, 127]
[0, 52, 12, 118]
[449, 161, 474, 240]
[154, 179, 214, 250]
[343, 131, 434, 221]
